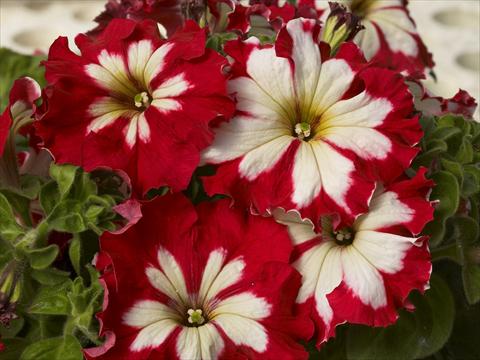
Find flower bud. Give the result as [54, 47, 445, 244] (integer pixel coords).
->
[0, 262, 21, 326]
[321, 2, 364, 54]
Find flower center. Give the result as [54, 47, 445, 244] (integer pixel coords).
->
[187, 308, 205, 327]
[294, 122, 312, 140]
[134, 91, 151, 109]
[333, 227, 354, 246]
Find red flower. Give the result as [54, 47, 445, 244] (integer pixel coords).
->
[89, 0, 185, 38]
[409, 81, 478, 120]
[92, 194, 313, 359]
[1, 77, 41, 157]
[274, 169, 434, 346]
[36, 19, 233, 196]
[316, 0, 434, 77]
[202, 18, 421, 226]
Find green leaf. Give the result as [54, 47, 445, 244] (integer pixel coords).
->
[0, 48, 45, 111]
[49, 163, 78, 198]
[0, 189, 32, 227]
[28, 281, 72, 315]
[68, 234, 81, 276]
[70, 172, 97, 203]
[20, 175, 44, 200]
[462, 165, 480, 198]
[26, 244, 59, 270]
[20, 335, 83, 360]
[440, 158, 463, 185]
[346, 275, 455, 360]
[39, 181, 60, 215]
[49, 212, 86, 233]
[424, 171, 460, 247]
[0, 192, 24, 241]
[463, 262, 480, 305]
[455, 138, 474, 164]
[31, 267, 71, 286]
[446, 216, 480, 304]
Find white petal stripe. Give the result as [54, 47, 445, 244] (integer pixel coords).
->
[353, 230, 417, 274]
[309, 141, 354, 210]
[155, 248, 189, 304]
[200, 256, 245, 305]
[152, 73, 190, 99]
[354, 191, 413, 231]
[128, 40, 154, 88]
[314, 245, 343, 325]
[202, 116, 290, 164]
[144, 43, 173, 87]
[291, 142, 322, 207]
[210, 292, 271, 320]
[129, 319, 178, 351]
[176, 324, 225, 360]
[341, 245, 387, 309]
[214, 314, 269, 352]
[123, 300, 181, 328]
[239, 135, 293, 181]
[86, 51, 137, 96]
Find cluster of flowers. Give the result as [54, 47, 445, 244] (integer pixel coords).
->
[1, 0, 477, 358]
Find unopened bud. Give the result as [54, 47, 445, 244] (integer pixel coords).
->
[321, 2, 364, 55]
[0, 262, 22, 326]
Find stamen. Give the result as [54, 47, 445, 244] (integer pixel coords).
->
[134, 91, 150, 108]
[333, 228, 353, 245]
[187, 308, 205, 325]
[295, 122, 311, 140]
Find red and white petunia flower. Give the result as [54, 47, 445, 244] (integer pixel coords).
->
[273, 169, 434, 346]
[225, 0, 296, 35]
[202, 17, 421, 225]
[1, 77, 41, 157]
[1, 77, 42, 188]
[93, 194, 313, 359]
[408, 80, 478, 120]
[313, 0, 434, 77]
[89, 0, 185, 38]
[36, 19, 233, 196]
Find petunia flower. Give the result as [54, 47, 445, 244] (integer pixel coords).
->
[313, 0, 434, 77]
[93, 194, 313, 359]
[202, 17, 421, 225]
[36, 19, 233, 196]
[0, 77, 41, 187]
[273, 169, 434, 345]
[408, 81, 478, 120]
[89, 0, 186, 38]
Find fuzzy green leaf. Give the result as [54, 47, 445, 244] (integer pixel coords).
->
[424, 171, 460, 247]
[0, 192, 24, 241]
[27, 244, 60, 270]
[20, 335, 83, 360]
[39, 181, 60, 215]
[49, 163, 78, 198]
[346, 275, 454, 360]
[31, 267, 71, 286]
[28, 281, 72, 315]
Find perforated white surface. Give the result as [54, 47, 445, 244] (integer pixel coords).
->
[1, 0, 479, 117]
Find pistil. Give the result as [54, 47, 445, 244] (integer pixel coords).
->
[295, 122, 311, 140]
[134, 91, 151, 109]
[187, 308, 205, 326]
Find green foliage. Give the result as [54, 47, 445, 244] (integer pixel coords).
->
[20, 335, 83, 360]
[346, 275, 454, 360]
[0, 163, 125, 357]
[0, 48, 46, 111]
[414, 115, 480, 307]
